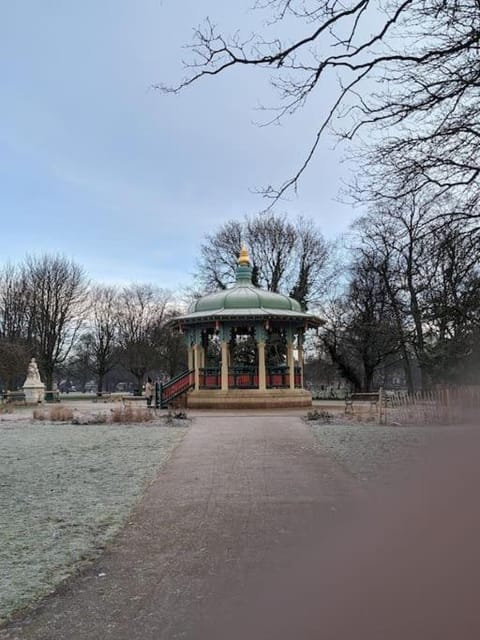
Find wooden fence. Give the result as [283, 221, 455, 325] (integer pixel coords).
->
[382, 386, 480, 425]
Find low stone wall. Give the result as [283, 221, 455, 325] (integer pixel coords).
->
[186, 388, 312, 409]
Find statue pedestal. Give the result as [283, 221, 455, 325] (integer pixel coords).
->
[23, 384, 45, 404]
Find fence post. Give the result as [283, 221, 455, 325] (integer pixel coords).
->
[378, 386, 384, 424]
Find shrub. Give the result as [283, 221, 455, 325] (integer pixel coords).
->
[72, 412, 108, 425]
[164, 409, 189, 425]
[33, 408, 46, 421]
[0, 404, 14, 415]
[33, 406, 74, 422]
[306, 409, 332, 423]
[110, 406, 154, 424]
[169, 409, 188, 420]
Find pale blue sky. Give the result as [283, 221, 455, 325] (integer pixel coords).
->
[1, 1, 359, 290]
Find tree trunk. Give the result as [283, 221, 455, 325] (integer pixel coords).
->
[380, 271, 415, 393]
[45, 369, 54, 391]
[406, 234, 428, 390]
[400, 348, 415, 393]
[363, 367, 375, 393]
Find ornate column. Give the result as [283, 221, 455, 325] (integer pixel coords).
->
[198, 346, 205, 369]
[258, 342, 266, 391]
[200, 330, 208, 369]
[184, 329, 195, 389]
[256, 324, 267, 391]
[220, 325, 230, 391]
[193, 344, 200, 391]
[221, 341, 229, 391]
[298, 330, 304, 389]
[286, 327, 295, 390]
[190, 327, 202, 391]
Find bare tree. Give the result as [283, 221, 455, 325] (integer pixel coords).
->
[61, 335, 95, 392]
[198, 220, 245, 291]
[353, 211, 420, 391]
[24, 255, 88, 390]
[0, 264, 32, 388]
[117, 284, 171, 392]
[84, 285, 121, 394]
[422, 225, 480, 383]
[197, 212, 329, 308]
[320, 255, 400, 392]
[348, 257, 401, 391]
[0, 264, 32, 341]
[161, 0, 480, 221]
[153, 307, 188, 377]
[247, 213, 297, 293]
[289, 216, 330, 308]
[0, 340, 30, 391]
[354, 199, 439, 388]
[353, 198, 480, 388]
[320, 298, 363, 392]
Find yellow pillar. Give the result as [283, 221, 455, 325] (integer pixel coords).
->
[298, 341, 304, 389]
[258, 340, 266, 391]
[221, 341, 229, 391]
[187, 346, 194, 371]
[193, 344, 200, 391]
[287, 340, 295, 390]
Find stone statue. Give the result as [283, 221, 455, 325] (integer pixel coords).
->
[26, 358, 41, 384]
[23, 358, 45, 403]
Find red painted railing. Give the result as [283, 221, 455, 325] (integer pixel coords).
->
[294, 368, 302, 388]
[196, 366, 303, 390]
[266, 366, 302, 388]
[228, 368, 259, 388]
[160, 369, 194, 407]
[199, 368, 221, 389]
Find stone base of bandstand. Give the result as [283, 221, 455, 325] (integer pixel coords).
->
[186, 388, 312, 410]
[23, 385, 45, 404]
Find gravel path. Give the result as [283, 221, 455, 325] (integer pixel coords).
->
[0, 419, 186, 622]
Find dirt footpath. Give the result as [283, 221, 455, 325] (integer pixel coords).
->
[1, 415, 358, 640]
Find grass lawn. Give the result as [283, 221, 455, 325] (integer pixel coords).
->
[309, 422, 463, 482]
[0, 419, 186, 622]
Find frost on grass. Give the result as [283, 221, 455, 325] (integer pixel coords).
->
[0, 421, 186, 621]
[310, 423, 443, 483]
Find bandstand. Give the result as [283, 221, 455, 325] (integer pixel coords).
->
[166, 247, 322, 409]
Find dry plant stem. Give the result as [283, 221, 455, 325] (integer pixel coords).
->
[33, 406, 74, 422]
[110, 406, 155, 424]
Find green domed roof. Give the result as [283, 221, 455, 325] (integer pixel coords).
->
[173, 247, 322, 328]
[189, 263, 302, 314]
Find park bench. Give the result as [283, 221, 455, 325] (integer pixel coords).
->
[93, 393, 112, 402]
[345, 391, 383, 414]
[1, 391, 26, 404]
[44, 390, 60, 403]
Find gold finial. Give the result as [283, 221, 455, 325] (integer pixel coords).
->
[238, 245, 250, 266]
